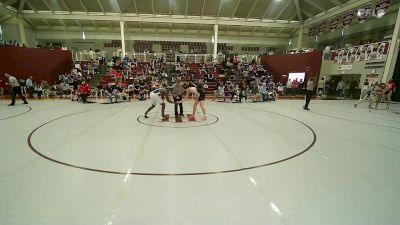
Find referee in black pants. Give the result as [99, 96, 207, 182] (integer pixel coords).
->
[304, 77, 315, 111]
[172, 78, 184, 116]
[5, 73, 28, 106]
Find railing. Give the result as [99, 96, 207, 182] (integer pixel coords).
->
[112, 52, 167, 62]
[74, 51, 102, 61]
[103, 52, 260, 64]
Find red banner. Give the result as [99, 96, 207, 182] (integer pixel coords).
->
[343, 11, 354, 28]
[330, 18, 340, 32]
[357, 5, 373, 23]
[374, 0, 391, 18]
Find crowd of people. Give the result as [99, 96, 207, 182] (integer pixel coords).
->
[1, 48, 397, 113]
[354, 79, 397, 110]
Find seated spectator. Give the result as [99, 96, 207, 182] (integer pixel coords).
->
[114, 83, 130, 102]
[41, 80, 50, 98]
[77, 80, 91, 103]
[104, 83, 116, 103]
[258, 83, 267, 101]
[34, 83, 43, 98]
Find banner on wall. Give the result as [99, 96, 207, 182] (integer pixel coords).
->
[374, 0, 391, 18]
[333, 41, 391, 64]
[343, 11, 355, 28]
[308, 0, 391, 36]
[330, 18, 340, 32]
[357, 5, 373, 23]
[318, 21, 327, 34]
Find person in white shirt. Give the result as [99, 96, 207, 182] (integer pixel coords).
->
[304, 78, 315, 110]
[4, 73, 28, 106]
[286, 79, 292, 96]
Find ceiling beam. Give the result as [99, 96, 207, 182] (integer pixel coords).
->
[41, 0, 54, 13]
[169, 0, 171, 17]
[3, 0, 18, 5]
[246, 0, 258, 20]
[274, 0, 292, 21]
[60, 0, 71, 13]
[328, 0, 342, 7]
[78, 0, 88, 12]
[151, 0, 155, 16]
[294, 0, 302, 22]
[201, 0, 206, 18]
[231, 0, 241, 19]
[75, 19, 82, 28]
[23, 12, 301, 28]
[304, 0, 326, 13]
[288, 13, 297, 23]
[97, 0, 105, 14]
[132, 0, 138, 15]
[19, 0, 26, 13]
[305, 0, 373, 26]
[185, 0, 188, 17]
[260, 2, 274, 21]
[25, 18, 35, 28]
[25, 1, 36, 13]
[0, 2, 17, 15]
[59, 19, 66, 27]
[112, 0, 121, 14]
[0, 14, 12, 23]
[42, 18, 51, 29]
[302, 10, 314, 19]
[216, 0, 223, 18]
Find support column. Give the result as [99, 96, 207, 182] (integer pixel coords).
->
[18, 18, 27, 45]
[213, 24, 219, 61]
[297, 27, 304, 50]
[383, 7, 400, 82]
[120, 20, 126, 58]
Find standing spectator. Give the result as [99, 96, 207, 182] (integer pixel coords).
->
[26, 76, 34, 98]
[336, 80, 345, 99]
[349, 79, 358, 99]
[292, 78, 299, 96]
[42, 80, 50, 98]
[286, 79, 292, 96]
[299, 79, 304, 95]
[304, 78, 315, 111]
[4, 73, 28, 106]
[0, 79, 5, 96]
[318, 77, 325, 97]
[259, 82, 268, 101]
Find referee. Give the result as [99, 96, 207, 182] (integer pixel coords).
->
[5, 73, 29, 106]
[304, 77, 315, 111]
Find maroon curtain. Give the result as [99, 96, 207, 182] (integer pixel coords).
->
[0, 46, 73, 84]
[261, 52, 323, 83]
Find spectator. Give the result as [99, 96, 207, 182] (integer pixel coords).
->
[77, 80, 91, 103]
[26, 76, 34, 98]
[4, 73, 28, 106]
[304, 78, 315, 110]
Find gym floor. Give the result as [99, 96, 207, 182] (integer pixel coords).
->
[0, 99, 399, 225]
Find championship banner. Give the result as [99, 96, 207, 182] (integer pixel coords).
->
[357, 5, 373, 23]
[343, 11, 354, 28]
[374, 0, 391, 18]
[318, 21, 327, 35]
[330, 17, 340, 32]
